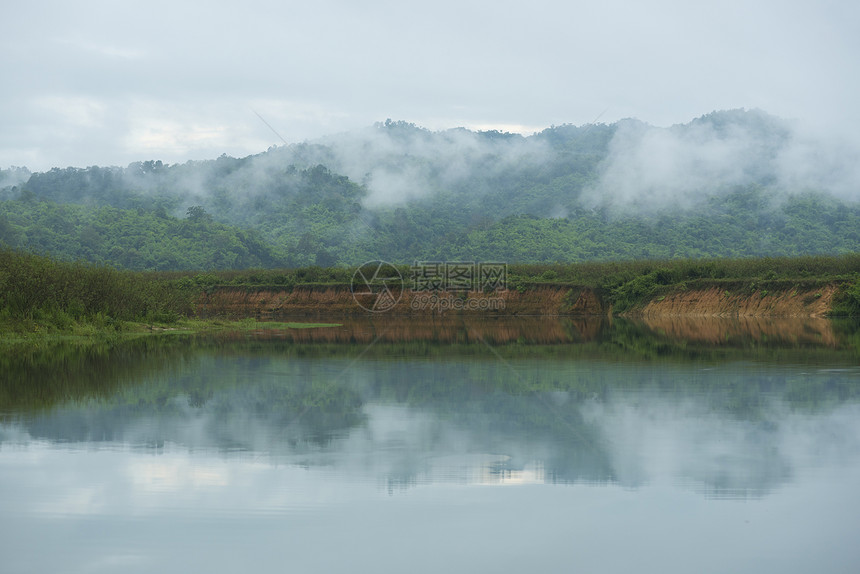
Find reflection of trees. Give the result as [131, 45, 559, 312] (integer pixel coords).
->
[207, 374, 366, 447]
[0, 337, 200, 415]
[3, 322, 860, 499]
[224, 315, 860, 365]
[4, 316, 857, 414]
[18, 357, 367, 450]
[3, 327, 859, 419]
[599, 317, 860, 364]
[361, 361, 614, 483]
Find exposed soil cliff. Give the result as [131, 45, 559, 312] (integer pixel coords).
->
[196, 285, 605, 317]
[637, 284, 838, 318]
[196, 282, 843, 318]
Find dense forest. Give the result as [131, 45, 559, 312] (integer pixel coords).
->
[2, 109, 859, 269]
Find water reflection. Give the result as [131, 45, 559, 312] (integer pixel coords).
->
[5, 315, 855, 417]
[640, 314, 840, 347]
[3, 353, 859, 499]
[220, 314, 857, 349]
[2, 318, 860, 573]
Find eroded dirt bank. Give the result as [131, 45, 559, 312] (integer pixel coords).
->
[637, 284, 839, 318]
[196, 282, 844, 318]
[196, 285, 605, 317]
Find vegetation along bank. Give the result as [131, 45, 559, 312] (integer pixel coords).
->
[2, 249, 859, 343]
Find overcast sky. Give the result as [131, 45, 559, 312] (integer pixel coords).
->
[2, 0, 858, 171]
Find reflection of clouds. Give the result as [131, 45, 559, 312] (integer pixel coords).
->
[3, 357, 860, 502]
[777, 404, 860, 470]
[3, 359, 860, 574]
[0, 440, 548, 525]
[128, 459, 230, 492]
[3, 394, 860, 504]
[0, 444, 382, 518]
[474, 458, 545, 486]
[2, 383, 860, 574]
[582, 393, 860, 497]
[31, 482, 105, 516]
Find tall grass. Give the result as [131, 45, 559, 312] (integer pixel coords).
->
[0, 248, 194, 331]
[507, 254, 860, 286]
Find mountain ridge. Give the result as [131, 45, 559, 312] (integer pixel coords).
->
[2, 109, 858, 269]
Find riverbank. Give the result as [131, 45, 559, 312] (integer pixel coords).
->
[1, 249, 859, 343]
[0, 318, 342, 349]
[195, 280, 851, 318]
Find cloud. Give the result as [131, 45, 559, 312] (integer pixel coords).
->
[55, 36, 147, 61]
[773, 122, 860, 202]
[282, 121, 552, 208]
[2, 1, 858, 171]
[580, 109, 860, 213]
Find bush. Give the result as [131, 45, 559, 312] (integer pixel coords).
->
[0, 248, 194, 327]
[831, 280, 860, 316]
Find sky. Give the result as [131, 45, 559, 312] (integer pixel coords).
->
[2, 0, 858, 171]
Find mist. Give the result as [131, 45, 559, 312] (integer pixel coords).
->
[103, 120, 558, 224]
[310, 121, 551, 208]
[580, 109, 860, 214]
[0, 166, 31, 197]
[279, 110, 860, 215]
[7, 108, 860, 268]
[15, 109, 860, 218]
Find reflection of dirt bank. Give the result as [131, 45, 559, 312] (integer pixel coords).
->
[640, 315, 839, 347]
[197, 286, 605, 317]
[198, 282, 845, 320]
[221, 316, 607, 345]
[212, 315, 854, 353]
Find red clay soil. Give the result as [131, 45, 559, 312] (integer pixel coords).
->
[196, 286, 606, 317]
[638, 285, 838, 318]
[196, 283, 841, 319]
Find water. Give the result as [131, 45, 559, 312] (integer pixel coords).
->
[1, 317, 859, 573]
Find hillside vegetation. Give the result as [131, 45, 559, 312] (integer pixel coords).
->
[2, 109, 860, 269]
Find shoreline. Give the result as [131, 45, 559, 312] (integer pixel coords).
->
[2, 252, 858, 345]
[1, 281, 855, 347]
[195, 280, 849, 319]
[0, 319, 343, 348]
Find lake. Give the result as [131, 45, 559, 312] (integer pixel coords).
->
[2, 317, 859, 573]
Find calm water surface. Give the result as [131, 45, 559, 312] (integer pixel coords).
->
[1, 317, 859, 573]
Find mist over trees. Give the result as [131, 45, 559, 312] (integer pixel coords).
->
[1, 109, 859, 270]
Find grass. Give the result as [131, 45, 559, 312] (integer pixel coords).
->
[2, 248, 859, 340]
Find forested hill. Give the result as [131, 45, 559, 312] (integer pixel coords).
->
[1, 109, 859, 270]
